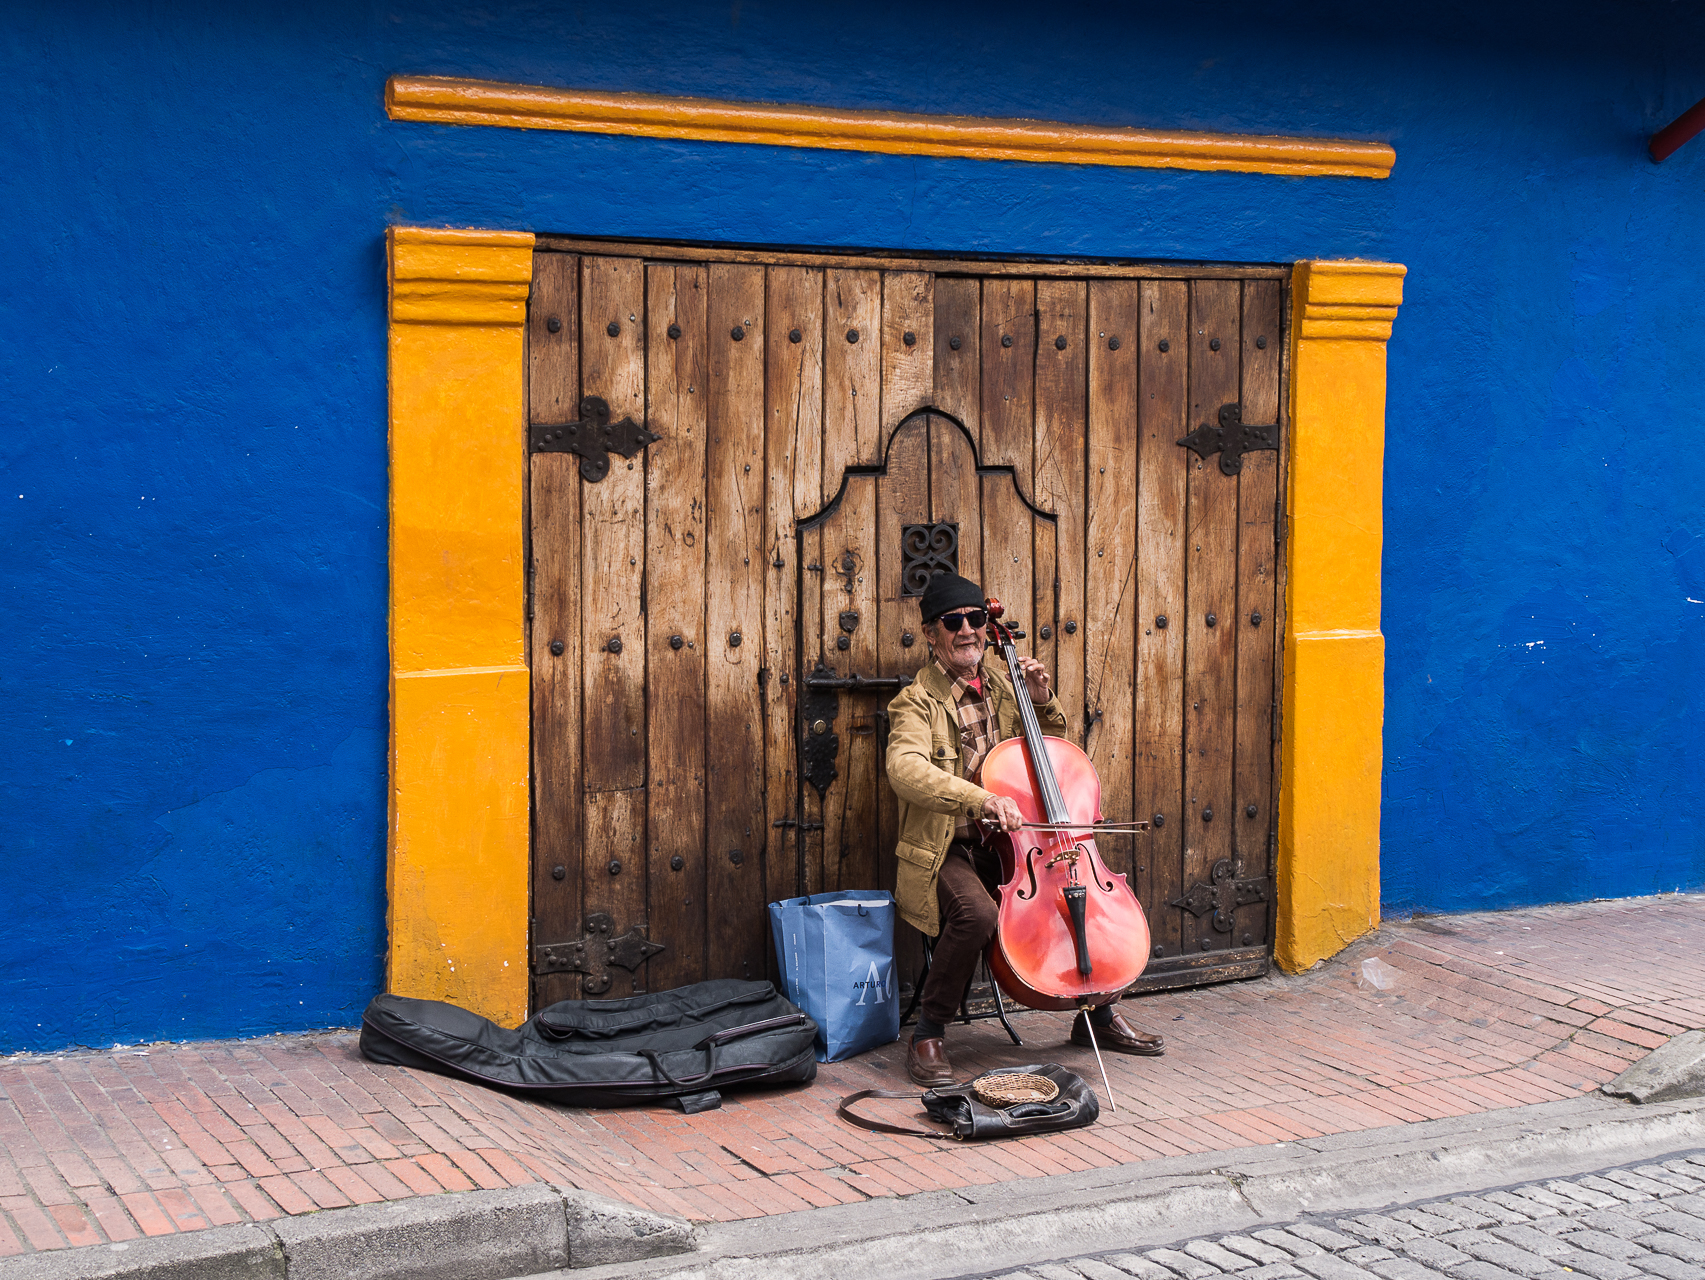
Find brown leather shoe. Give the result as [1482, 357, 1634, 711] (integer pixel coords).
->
[907, 1035, 956, 1086]
[1071, 1008, 1165, 1056]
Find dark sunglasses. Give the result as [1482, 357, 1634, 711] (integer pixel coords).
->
[934, 609, 988, 632]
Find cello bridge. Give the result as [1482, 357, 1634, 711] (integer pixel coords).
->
[1044, 843, 1089, 876]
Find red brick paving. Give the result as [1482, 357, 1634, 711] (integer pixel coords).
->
[2, 893, 1704, 1257]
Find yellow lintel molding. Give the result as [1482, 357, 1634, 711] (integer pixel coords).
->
[1276, 258, 1405, 975]
[386, 75, 1396, 180]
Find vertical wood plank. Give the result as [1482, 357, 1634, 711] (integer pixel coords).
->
[821, 271, 881, 894]
[1034, 281, 1087, 741]
[906, 277, 978, 1000]
[765, 267, 824, 897]
[874, 417, 930, 877]
[929, 421, 983, 591]
[1182, 280, 1242, 957]
[884, 424, 932, 993]
[704, 263, 769, 980]
[875, 426, 931, 674]
[789, 274, 829, 898]
[577, 260, 647, 993]
[979, 278, 1036, 470]
[877, 273, 934, 901]
[931, 279, 983, 590]
[527, 252, 583, 1009]
[933, 278, 981, 433]
[579, 256, 648, 994]
[1133, 281, 1189, 959]
[1232, 279, 1282, 948]
[584, 788, 646, 995]
[980, 478, 1033, 655]
[530, 252, 580, 423]
[644, 263, 708, 991]
[1267, 272, 1293, 959]
[820, 492, 881, 894]
[880, 272, 934, 438]
[579, 258, 647, 792]
[824, 270, 883, 467]
[1085, 282, 1140, 839]
[980, 279, 1035, 644]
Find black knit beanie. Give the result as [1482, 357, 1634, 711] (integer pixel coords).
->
[918, 572, 985, 623]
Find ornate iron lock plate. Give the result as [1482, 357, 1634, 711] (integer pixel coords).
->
[797, 666, 915, 799]
[530, 395, 661, 483]
[800, 663, 841, 799]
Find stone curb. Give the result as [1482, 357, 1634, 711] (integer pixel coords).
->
[0, 1186, 699, 1280]
[553, 1092, 1705, 1280]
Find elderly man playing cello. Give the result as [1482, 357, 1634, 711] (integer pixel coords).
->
[885, 571, 1166, 1087]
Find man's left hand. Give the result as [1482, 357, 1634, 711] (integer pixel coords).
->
[1015, 656, 1051, 704]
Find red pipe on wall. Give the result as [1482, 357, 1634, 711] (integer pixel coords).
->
[1649, 95, 1705, 162]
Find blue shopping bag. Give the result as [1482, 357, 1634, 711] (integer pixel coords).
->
[768, 889, 899, 1062]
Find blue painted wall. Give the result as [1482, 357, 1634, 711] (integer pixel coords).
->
[5, 0, 1703, 1050]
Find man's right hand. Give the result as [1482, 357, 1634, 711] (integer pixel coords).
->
[984, 794, 1025, 832]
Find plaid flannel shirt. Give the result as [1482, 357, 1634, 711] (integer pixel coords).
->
[936, 655, 1000, 842]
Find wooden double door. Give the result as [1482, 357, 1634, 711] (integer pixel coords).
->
[526, 240, 1286, 1011]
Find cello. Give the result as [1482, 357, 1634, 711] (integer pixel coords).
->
[977, 599, 1151, 1108]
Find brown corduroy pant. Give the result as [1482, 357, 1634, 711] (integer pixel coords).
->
[918, 841, 1002, 1027]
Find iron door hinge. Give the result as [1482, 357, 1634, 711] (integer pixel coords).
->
[533, 912, 665, 993]
[1177, 403, 1279, 476]
[1171, 860, 1269, 932]
[530, 395, 660, 482]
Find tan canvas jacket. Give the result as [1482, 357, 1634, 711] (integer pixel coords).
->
[884, 656, 1068, 937]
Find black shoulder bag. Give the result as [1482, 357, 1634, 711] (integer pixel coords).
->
[838, 1062, 1099, 1141]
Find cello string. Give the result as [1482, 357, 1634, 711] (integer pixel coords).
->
[996, 625, 1071, 823]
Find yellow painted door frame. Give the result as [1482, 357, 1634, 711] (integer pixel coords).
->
[384, 227, 1403, 1019]
[387, 227, 535, 1026]
[1278, 261, 1405, 971]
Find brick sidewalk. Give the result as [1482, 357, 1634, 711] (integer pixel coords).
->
[4, 894, 1704, 1258]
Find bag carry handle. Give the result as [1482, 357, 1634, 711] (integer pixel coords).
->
[836, 1089, 957, 1140]
[639, 1048, 719, 1089]
[692, 1013, 809, 1052]
[640, 1014, 812, 1089]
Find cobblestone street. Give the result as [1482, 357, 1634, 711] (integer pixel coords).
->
[959, 1152, 1705, 1280]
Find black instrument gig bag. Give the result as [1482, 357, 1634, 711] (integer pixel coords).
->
[360, 978, 817, 1111]
[838, 1062, 1099, 1140]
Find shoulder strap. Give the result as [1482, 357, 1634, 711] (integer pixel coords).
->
[836, 1089, 957, 1140]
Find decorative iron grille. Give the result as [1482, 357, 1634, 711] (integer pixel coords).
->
[900, 522, 959, 596]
